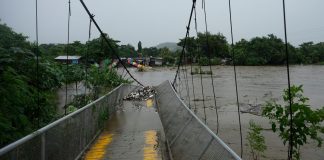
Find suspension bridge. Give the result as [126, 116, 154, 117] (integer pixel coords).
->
[0, 0, 300, 159]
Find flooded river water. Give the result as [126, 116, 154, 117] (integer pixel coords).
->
[118, 65, 324, 160]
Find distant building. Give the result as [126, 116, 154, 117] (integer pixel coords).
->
[55, 56, 82, 64]
[134, 57, 147, 65]
[149, 57, 163, 66]
[114, 57, 163, 67]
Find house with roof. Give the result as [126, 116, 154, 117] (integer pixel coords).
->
[55, 55, 82, 64]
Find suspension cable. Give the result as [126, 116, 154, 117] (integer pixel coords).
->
[183, 49, 191, 108]
[194, 6, 198, 33]
[282, 0, 293, 159]
[228, 0, 243, 157]
[64, 0, 71, 116]
[84, 18, 92, 103]
[178, 69, 182, 97]
[198, 49, 207, 124]
[189, 57, 197, 112]
[35, 0, 40, 127]
[172, 0, 197, 87]
[189, 5, 198, 113]
[179, 49, 191, 106]
[193, 4, 207, 122]
[202, 0, 219, 133]
[79, 0, 144, 87]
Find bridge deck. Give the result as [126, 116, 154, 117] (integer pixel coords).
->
[83, 99, 168, 160]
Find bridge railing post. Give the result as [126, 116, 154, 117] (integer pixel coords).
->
[41, 133, 45, 160]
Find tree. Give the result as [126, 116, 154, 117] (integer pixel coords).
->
[177, 32, 229, 60]
[142, 47, 159, 57]
[247, 120, 267, 160]
[262, 85, 324, 159]
[233, 39, 250, 65]
[0, 22, 59, 147]
[61, 64, 84, 94]
[39, 43, 66, 58]
[85, 34, 119, 63]
[159, 47, 175, 65]
[119, 44, 136, 57]
[70, 41, 85, 55]
[85, 65, 129, 99]
[177, 36, 197, 58]
[297, 42, 324, 64]
[137, 41, 142, 53]
[233, 34, 297, 65]
[196, 32, 229, 58]
[0, 22, 30, 50]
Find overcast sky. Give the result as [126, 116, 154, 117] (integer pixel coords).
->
[0, 0, 323, 48]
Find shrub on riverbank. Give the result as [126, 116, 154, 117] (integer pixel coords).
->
[198, 56, 221, 66]
[191, 67, 212, 75]
[262, 85, 324, 159]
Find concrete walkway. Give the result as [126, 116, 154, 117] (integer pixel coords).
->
[83, 99, 168, 160]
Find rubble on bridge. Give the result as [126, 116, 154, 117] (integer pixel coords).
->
[123, 86, 156, 101]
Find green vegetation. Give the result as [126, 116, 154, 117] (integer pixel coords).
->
[262, 85, 324, 159]
[178, 32, 230, 60]
[142, 32, 324, 66]
[247, 120, 267, 160]
[38, 32, 324, 67]
[66, 105, 78, 114]
[137, 41, 142, 53]
[118, 44, 137, 58]
[159, 47, 175, 65]
[0, 22, 60, 147]
[0, 22, 129, 147]
[198, 57, 221, 66]
[39, 34, 119, 63]
[178, 32, 324, 66]
[142, 47, 159, 57]
[98, 107, 110, 127]
[191, 67, 212, 75]
[85, 65, 130, 99]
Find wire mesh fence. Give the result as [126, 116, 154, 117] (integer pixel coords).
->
[0, 84, 138, 160]
[155, 81, 241, 160]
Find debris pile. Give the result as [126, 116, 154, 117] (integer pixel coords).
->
[123, 86, 156, 101]
[241, 104, 262, 116]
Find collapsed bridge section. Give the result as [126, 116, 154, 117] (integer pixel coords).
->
[155, 81, 241, 160]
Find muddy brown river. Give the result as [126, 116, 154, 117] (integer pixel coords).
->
[118, 65, 324, 160]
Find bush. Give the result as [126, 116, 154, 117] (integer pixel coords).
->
[198, 56, 209, 66]
[247, 120, 267, 160]
[191, 67, 212, 75]
[211, 57, 221, 65]
[262, 85, 324, 159]
[198, 56, 221, 66]
[163, 55, 175, 65]
[85, 65, 130, 98]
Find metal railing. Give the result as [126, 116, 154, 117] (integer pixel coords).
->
[155, 81, 241, 160]
[0, 84, 138, 160]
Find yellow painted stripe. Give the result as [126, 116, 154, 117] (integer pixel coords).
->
[144, 130, 158, 160]
[146, 99, 153, 108]
[84, 132, 114, 160]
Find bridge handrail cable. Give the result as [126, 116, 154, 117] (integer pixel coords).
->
[79, 0, 144, 87]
